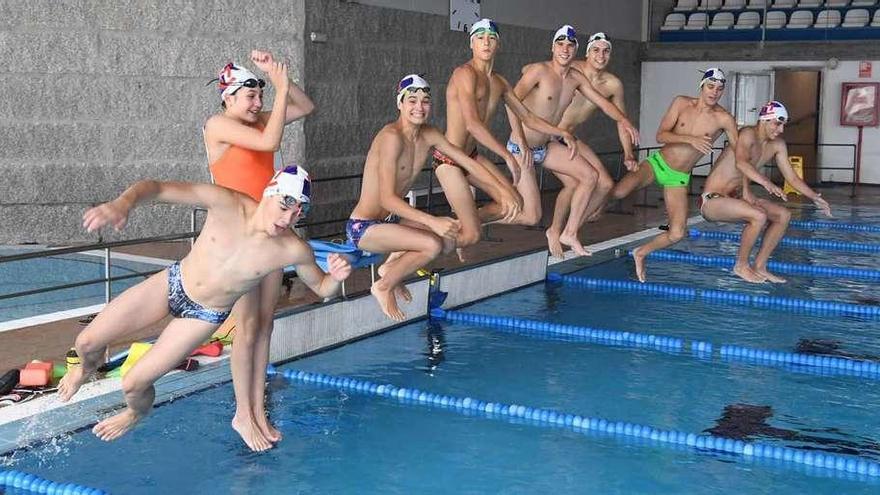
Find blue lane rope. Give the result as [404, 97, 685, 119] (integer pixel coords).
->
[430, 308, 684, 351]
[430, 308, 880, 379]
[645, 249, 880, 281]
[689, 228, 880, 254]
[270, 367, 880, 479]
[788, 220, 880, 234]
[547, 273, 880, 318]
[0, 470, 108, 494]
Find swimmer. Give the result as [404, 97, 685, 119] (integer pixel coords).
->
[608, 68, 738, 282]
[700, 100, 831, 283]
[508, 25, 639, 258]
[555, 31, 638, 228]
[59, 167, 351, 450]
[203, 50, 316, 450]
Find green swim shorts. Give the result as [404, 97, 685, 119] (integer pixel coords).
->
[647, 151, 690, 188]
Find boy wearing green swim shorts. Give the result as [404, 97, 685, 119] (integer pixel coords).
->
[608, 68, 739, 282]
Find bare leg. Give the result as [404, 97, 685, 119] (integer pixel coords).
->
[357, 224, 444, 321]
[752, 199, 792, 283]
[468, 155, 521, 225]
[701, 196, 767, 283]
[435, 163, 482, 263]
[229, 284, 274, 451]
[576, 140, 614, 222]
[251, 270, 283, 443]
[542, 142, 598, 257]
[93, 317, 219, 442]
[59, 271, 171, 402]
[510, 156, 542, 226]
[377, 253, 412, 302]
[609, 159, 655, 202]
[546, 172, 577, 258]
[632, 187, 689, 283]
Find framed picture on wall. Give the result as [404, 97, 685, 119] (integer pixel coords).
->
[840, 82, 879, 127]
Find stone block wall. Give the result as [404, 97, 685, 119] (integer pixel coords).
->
[303, 0, 642, 237]
[0, 0, 306, 244]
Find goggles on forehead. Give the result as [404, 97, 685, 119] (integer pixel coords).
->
[236, 78, 266, 89]
[700, 69, 726, 85]
[588, 32, 609, 44]
[280, 196, 312, 216]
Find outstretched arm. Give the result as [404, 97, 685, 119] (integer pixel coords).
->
[250, 50, 315, 123]
[772, 141, 831, 215]
[607, 78, 637, 170]
[574, 72, 639, 146]
[83, 181, 237, 232]
[293, 251, 351, 299]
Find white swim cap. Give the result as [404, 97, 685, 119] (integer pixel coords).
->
[264, 165, 311, 206]
[699, 67, 726, 88]
[217, 63, 264, 98]
[552, 25, 578, 46]
[396, 74, 430, 104]
[586, 32, 612, 53]
[759, 100, 789, 122]
[470, 18, 500, 39]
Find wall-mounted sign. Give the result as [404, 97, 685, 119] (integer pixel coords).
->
[859, 61, 872, 78]
[840, 82, 879, 127]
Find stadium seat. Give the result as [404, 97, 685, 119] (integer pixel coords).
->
[747, 0, 769, 8]
[825, 0, 850, 6]
[723, 0, 747, 9]
[684, 12, 710, 29]
[787, 9, 814, 27]
[873, 8, 880, 25]
[710, 11, 736, 28]
[814, 9, 842, 27]
[773, 0, 797, 8]
[661, 13, 688, 30]
[841, 8, 870, 26]
[734, 10, 762, 27]
[798, 0, 823, 7]
[675, 0, 700, 11]
[765, 10, 788, 28]
[699, 0, 724, 10]
[850, 0, 876, 6]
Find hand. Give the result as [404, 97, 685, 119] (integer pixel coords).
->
[504, 154, 522, 186]
[623, 156, 638, 172]
[618, 120, 640, 146]
[498, 189, 523, 223]
[516, 143, 534, 172]
[265, 61, 290, 92]
[688, 135, 714, 155]
[762, 180, 786, 201]
[326, 253, 352, 282]
[429, 217, 461, 240]
[249, 50, 276, 73]
[82, 198, 131, 232]
[559, 132, 577, 160]
[741, 186, 755, 205]
[813, 194, 832, 217]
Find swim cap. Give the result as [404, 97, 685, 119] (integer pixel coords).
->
[217, 63, 265, 98]
[263, 165, 311, 207]
[470, 18, 500, 39]
[586, 32, 612, 53]
[396, 74, 430, 104]
[759, 100, 789, 122]
[699, 67, 726, 88]
[552, 25, 578, 46]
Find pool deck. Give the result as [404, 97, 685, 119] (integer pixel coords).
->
[0, 184, 875, 454]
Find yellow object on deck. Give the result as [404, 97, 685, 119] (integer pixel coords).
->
[120, 342, 153, 377]
[783, 155, 804, 196]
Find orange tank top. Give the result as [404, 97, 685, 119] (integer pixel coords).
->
[209, 128, 275, 202]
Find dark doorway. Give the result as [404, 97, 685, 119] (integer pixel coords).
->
[774, 69, 821, 184]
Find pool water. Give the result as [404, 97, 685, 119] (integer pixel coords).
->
[0, 248, 166, 323]
[2, 207, 879, 494]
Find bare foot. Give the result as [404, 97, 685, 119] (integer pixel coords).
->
[255, 414, 283, 443]
[545, 229, 564, 258]
[58, 366, 88, 402]
[586, 208, 604, 223]
[395, 284, 413, 303]
[559, 232, 592, 257]
[371, 283, 405, 321]
[754, 268, 786, 283]
[632, 247, 647, 283]
[232, 414, 274, 451]
[733, 264, 766, 283]
[93, 408, 141, 442]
